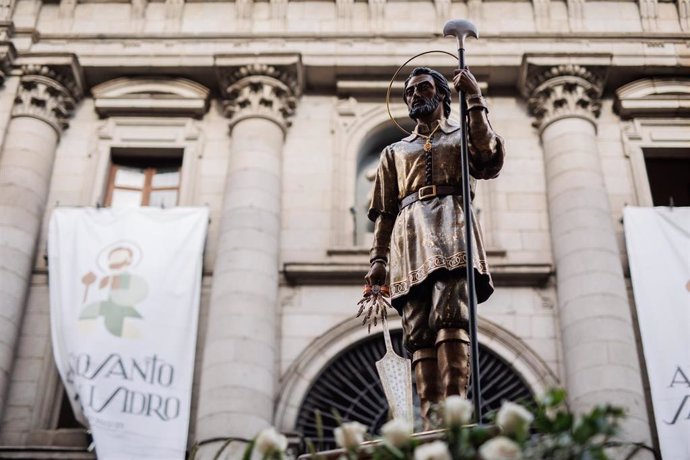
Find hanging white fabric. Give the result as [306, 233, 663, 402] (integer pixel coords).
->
[624, 206, 690, 460]
[49, 207, 208, 460]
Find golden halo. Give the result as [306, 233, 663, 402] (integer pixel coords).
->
[386, 50, 459, 137]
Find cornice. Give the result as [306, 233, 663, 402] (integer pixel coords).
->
[282, 262, 553, 287]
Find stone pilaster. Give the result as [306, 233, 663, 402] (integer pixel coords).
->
[468, 0, 482, 24]
[0, 41, 14, 83]
[368, 0, 386, 31]
[567, 0, 584, 30]
[270, 0, 288, 21]
[0, 0, 15, 42]
[165, 0, 184, 23]
[639, 0, 658, 31]
[195, 60, 299, 458]
[58, 0, 77, 19]
[131, 0, 147, 19]
[0, 59, 82, 419]
[434, 0, 450, 29]
[532, 0, 551, 31]
[679, 0, 690, 31]
[236, 0, 253, 20]
[523, 60, 652, 446]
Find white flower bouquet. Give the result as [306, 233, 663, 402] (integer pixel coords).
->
[241, 389, 651, 460]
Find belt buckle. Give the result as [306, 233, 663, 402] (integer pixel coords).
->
[418, 185, 437, 200]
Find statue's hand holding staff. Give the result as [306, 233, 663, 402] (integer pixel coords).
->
[452, 67, 482, 98]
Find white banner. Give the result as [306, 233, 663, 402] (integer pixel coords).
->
[49, 207, 208, 460]
[624, 207, 690, 460]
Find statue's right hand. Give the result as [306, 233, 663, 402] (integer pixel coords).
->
[365, 261, 387, 286]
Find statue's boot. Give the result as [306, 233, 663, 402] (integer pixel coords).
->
[412, 347, 441, 431]
[436, 328, 471, 399]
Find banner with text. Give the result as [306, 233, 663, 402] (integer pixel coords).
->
[49, 207, 208, 460]
[624, 206, 690, 460]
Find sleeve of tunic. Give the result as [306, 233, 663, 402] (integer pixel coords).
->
[367, 146, 399, 262]
[468, 115, 506, 180]
[367, 146, 399, 222]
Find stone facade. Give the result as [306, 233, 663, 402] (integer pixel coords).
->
[0, 0, 688, 458]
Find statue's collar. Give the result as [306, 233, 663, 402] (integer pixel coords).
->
[402, 118, 460, 142]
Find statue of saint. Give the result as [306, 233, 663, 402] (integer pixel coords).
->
[365, 66, 505, 429]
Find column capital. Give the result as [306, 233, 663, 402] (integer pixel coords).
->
[519, 55, 610, 133]
[12, 54, 85, 134]
[216, 55, 302, 133]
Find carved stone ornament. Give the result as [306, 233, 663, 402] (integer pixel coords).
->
[526, 64, 605, 132]
[336, 0, 354, 19]
[0, 42, 16, 83]
[236, 0, 253, 20]
[0, 0, 14, 22]
[222, 63, 298, 132]
[12, 64, 81, 133]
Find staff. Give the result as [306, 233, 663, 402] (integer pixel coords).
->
[443, 18, 483, 424]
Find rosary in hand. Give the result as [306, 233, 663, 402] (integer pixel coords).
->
[356, 284, 393, 333]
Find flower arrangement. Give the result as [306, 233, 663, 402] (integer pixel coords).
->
[243, 389, 651, 460]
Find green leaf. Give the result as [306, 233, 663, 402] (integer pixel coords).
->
[314, 410, 324, 441]
[538, 388, 566, 409]
[241, 439, 256, 460]
[383, 442, 405, 459]
[552, 412, 573, 432]
[533, 411, 555, 434]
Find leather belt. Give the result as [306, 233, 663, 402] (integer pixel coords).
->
[400, 185, 462, 210]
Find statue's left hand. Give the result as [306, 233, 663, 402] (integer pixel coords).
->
[356, 284, 392, 333]
[453, 67, 481, 96]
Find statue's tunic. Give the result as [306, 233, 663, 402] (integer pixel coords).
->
[368, 118, 504, 309]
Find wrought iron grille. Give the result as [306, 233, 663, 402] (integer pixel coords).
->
[295, 330, 535, 450]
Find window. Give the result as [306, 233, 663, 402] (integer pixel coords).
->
[643, 148, 690, 207]
[105, 149, 183, 208]
[56, 388, 82, 429]
[354, 122, 416, 246]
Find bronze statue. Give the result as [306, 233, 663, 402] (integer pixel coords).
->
[365, 66, 505, 429]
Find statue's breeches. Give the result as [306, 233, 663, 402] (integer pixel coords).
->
[398, 269, 470, 353]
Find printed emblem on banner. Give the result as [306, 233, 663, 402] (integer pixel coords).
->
[79, 241, 148, 338]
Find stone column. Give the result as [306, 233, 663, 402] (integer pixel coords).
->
[0, 63, 80, 417]
[195, 64, 297, 457]
[526, 64, 651, 444]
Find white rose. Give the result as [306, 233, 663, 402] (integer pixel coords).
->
[254, 427, 288, 456]
[443, 396, 473, 426]
[413, 440, 451, 460]
[478, 436, 521, 460]
[381, 419, 412, 447]
[496, 402, 534, 436]
[334, 421, 367, 450]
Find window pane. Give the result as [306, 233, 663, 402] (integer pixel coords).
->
[644, 156, 690, 206]
[111, 189, 143, 207]
[149, 190, 178, 208]
[114, 166, 146, 188]
[151, 169, 180, 188]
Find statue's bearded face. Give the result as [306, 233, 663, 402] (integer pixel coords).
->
[405, 74, 443, 120]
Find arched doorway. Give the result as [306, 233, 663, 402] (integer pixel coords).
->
[295, 329, 536, 449]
